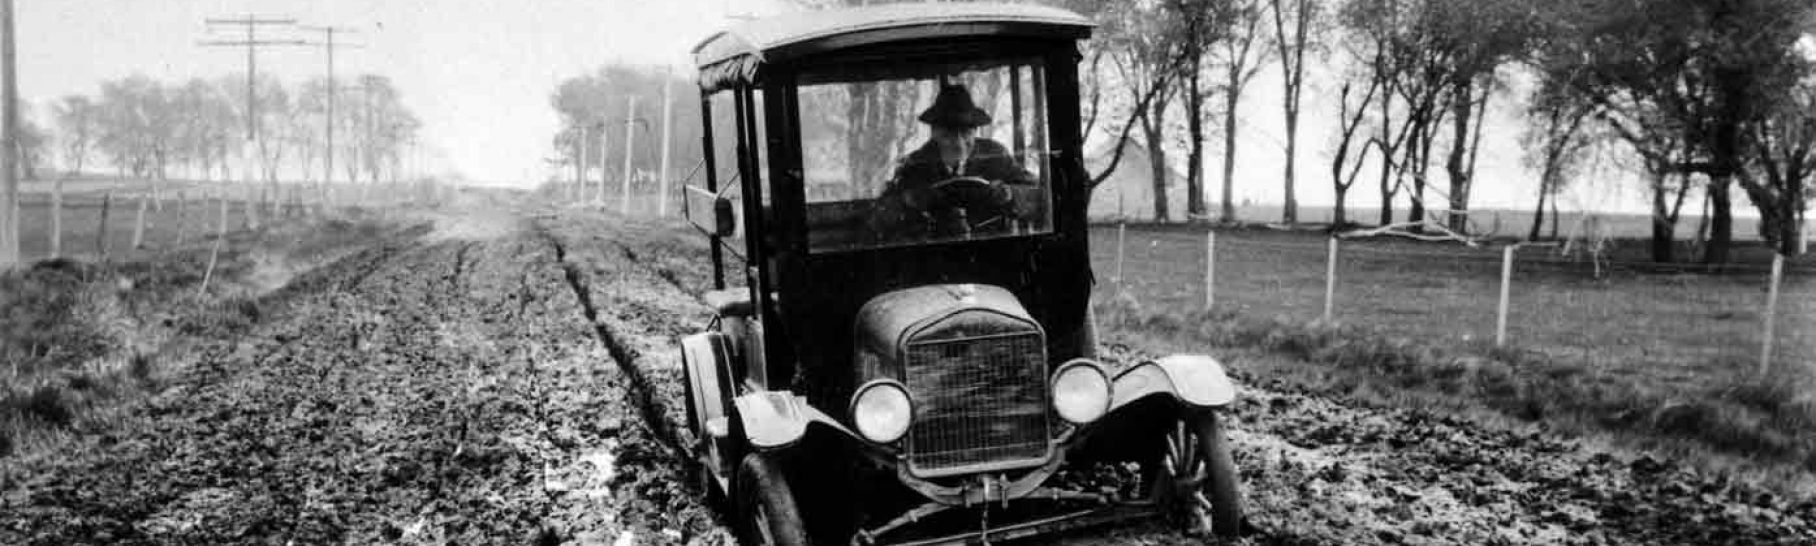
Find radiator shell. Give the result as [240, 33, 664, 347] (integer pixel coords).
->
[853, 284, 1053, 477]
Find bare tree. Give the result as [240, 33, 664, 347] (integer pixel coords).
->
[1214, 0, 1269, 223]
[1328, 78, 1381, 229]
[53, 95, 97, 175]
[1536, 0, 1814, 263]
[1747, 79, 1816, 254]
[1107, 0, 1187, 221]
[1269, 0, 1321, 224]
[1519, 80, 1598, 241]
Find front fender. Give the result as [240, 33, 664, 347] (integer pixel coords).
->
[1108, 354, 1237, 410]
[731, 390, 856, 450]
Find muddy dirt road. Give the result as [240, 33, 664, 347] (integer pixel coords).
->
[3, 201, 1810, 545]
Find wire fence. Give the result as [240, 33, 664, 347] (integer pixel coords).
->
[1089, 223, 1816, 384]
[14, 179, 450, 264]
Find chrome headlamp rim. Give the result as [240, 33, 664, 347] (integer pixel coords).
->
[849, 378, 915, 444]
[1051, 358, 1111, 425]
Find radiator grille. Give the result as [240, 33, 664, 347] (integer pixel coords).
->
[904, 332, 1050, 474]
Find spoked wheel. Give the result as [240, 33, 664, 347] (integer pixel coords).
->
[736, 453, 809, 546]
[1155, 411, 1244, 538]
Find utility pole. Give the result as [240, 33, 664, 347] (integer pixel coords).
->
[298, 25, 361, 212]
[621, 96, 637, 215]
[594, 121, 610, 207]
[597, 120, 610, 207]
[577, 124, 590, 206]
[199, 15, 303, 225]
[658, 71, 674, 217]
[0, 0, 18, 268]
[200, 16, 302, 141]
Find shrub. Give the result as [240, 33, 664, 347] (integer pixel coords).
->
[16, 384, 73, 427]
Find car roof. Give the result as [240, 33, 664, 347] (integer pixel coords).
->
[692, 2, 1093, 91]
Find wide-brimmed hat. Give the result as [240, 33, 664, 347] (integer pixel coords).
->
[918, 84, 992, 128]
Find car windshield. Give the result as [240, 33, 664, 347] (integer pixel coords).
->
[797, 57, 1054, 253]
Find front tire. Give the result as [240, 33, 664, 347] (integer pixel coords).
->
[1157, 411, 1243, 538]
[736, 453, 809, 546]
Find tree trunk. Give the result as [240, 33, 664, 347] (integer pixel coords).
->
[1220, 82, 1239, 223]
[1282, 100, 1299, 224]
[1185, 70, 1206, 221]
[1141, 106, 1171, 223]
[1332, 186, 1349, 229]
[1705, 176, 1733, 264]
[1377, 94, 1396, 226]
[1649, 172, 1675, 263]
[1409, 122, 1433, 228]
[1445, 81, 1473, 234]
[1528, 186, 1547, 241]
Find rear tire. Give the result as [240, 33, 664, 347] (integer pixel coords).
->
[736, 453, 809, 546]
[1157, 411, 1243, 538]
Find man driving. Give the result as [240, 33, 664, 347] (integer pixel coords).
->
[873, 84, 1037, 237]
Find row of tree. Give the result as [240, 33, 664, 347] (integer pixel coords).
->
[1066, 0, 1813, 261]
[593, 0, 1809, 262]
[548, 65, 698, 198]
[27, 73, 421, 187]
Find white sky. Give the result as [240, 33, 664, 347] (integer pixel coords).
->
[14, 0, 789, 187]
[9, 1, 1795, 215]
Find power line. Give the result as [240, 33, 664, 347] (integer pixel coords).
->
[197, 15, 307, 142]
[296, 25, 363, 188]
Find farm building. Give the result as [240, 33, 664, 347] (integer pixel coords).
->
[1085, 140, 1189, 222]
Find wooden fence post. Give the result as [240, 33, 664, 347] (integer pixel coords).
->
[131, 191, 148, 249]
[1203, 229, 1216, 310]
[1115, 222, 1127, 287]
[216, 185, 229, 238]
[243, 183, 261, 230]
[1496, 245, 1515, 347]
[199, 187, 227, 297]
[174, 190, 188, 245]
[1323, 236, 1339, 321]
[1759, 253, 1785, 377]
[49, 177, 62, 259]
[96, 191, 114, 260]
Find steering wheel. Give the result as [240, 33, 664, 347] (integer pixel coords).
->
[907, 176, 1013, 233]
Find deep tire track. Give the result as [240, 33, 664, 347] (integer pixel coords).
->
[0, 217, 732, 545]
[534, 222, 688, 462]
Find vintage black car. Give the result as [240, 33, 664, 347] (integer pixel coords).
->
[678, 3, 1243, 544]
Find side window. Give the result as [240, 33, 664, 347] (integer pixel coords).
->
[709, 90, 746, 240]
[707, 90, 748, 286]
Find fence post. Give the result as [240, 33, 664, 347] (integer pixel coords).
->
[174, 190, 188, 245]
[1323, 236, 1339, 321]
[1759, 253, 1784, 378]
[49, 177, 62, 259]
[1115, 222, 1127, 286]
[131, 191, 148, 249]
[1204, 229, 1216, 310]
[95, 191, 112, 260]
[243, 183, 260, 230]
[1497, 244, 1515, 347]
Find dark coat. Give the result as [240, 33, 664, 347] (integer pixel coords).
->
[885, 138, 1036, 194]
[869, 138, 1040, 238]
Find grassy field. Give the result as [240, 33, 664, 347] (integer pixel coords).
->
[1089, 223, 1816, 486]
[0, 192, 400, 458]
